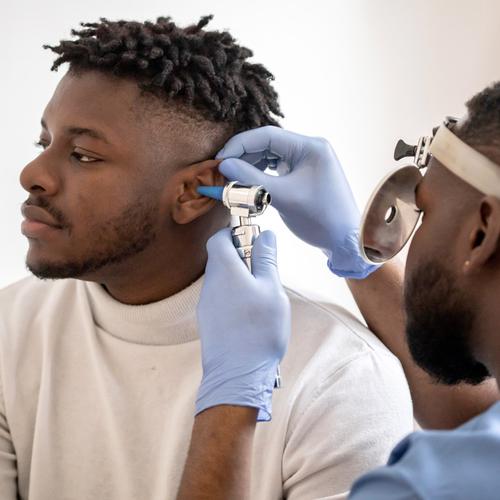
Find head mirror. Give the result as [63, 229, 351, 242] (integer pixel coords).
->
[360, 165, 423, 264]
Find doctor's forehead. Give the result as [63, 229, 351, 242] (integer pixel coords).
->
[421, 159, 449, 190]
[414, 161, 451, 210]
[422, 158, 478, 207]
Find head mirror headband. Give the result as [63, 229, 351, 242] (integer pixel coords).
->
[359, 117, 500, 264]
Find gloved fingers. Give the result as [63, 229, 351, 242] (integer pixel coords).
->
[219, 158, 294, 213]
[216, 126, 306, 171]
[216, 125, 283, 158]
[235, 155, 291, 175]
[219, 158, 273, 185]
[251, 230, 280, 281]
[234, 151, 275, 172]
[205, 228, 249, 274]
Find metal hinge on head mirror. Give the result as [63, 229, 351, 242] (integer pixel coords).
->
[393, 116, 459, 169]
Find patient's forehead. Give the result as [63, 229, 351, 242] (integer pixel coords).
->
[44, 70, 231, 169]
[45, 71, 141, 133]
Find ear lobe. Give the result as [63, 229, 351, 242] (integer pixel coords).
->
[171, 159, 226, 225]
[464, 197, 500, 274]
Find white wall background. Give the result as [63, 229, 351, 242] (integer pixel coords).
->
[2, 0, 499, 315]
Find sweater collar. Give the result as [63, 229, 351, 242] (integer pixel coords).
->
[83, 277, 202, 345]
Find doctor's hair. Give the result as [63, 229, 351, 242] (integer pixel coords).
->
[43, 15, 283, 133]
[457, 81, 500, 161]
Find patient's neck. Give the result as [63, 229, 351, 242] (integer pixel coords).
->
[84, 233, 208, 306]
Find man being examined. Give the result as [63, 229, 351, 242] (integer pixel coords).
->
[0, 15, 412, 499]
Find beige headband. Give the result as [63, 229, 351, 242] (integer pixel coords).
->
[430, 125, 500, 198]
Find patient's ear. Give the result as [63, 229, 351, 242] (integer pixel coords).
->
[170, 159, 225, 224]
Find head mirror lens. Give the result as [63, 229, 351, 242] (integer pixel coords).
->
[360, 165, 423, 263]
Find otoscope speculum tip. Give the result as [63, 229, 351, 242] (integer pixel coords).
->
[197, 186, 224, 201]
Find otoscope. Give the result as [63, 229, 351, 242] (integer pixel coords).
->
[197, 181, 282, 389]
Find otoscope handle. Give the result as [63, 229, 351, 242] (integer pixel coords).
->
[231, 221, 260, 270]
[231, 220, 282, 389]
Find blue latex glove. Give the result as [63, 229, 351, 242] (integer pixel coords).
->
[196, 228, 291, 422]
[216, 126, 379, 279]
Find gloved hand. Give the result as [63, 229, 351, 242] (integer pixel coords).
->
[216, 126, 379, 279]
[196, 228, 291, 422]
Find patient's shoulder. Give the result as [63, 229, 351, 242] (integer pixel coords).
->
[284, 286, 395, 359]
[280, 287, 412, 430]
[0, 275, 77, 309]
[0, 276, 80, 340]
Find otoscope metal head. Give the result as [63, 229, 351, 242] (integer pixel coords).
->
[222, 181, 271, 218]
[197, 182, 271, 218]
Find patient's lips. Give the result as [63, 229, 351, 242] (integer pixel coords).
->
[21, 205, 63, 238]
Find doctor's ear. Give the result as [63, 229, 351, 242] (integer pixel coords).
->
[464, 196, 500, 274]
[170, 159, 226, 225]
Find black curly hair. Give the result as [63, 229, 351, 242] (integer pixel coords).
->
[457, 81, 500, 161]
[43, 15, 283, 133]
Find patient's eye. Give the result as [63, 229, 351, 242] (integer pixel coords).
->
[71, 151, 100, 163]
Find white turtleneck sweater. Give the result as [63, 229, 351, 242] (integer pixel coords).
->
[0, 275, 413, 500]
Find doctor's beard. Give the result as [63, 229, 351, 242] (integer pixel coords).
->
[404, 260, 491, 386]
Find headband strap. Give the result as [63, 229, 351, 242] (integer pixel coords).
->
[430, 125, 500, 198]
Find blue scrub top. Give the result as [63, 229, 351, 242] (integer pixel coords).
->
[350, 401, 500, 499]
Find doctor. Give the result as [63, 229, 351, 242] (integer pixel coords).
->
[178, 83, 500, 499]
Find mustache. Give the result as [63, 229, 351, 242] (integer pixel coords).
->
[23, 197, 70, 228]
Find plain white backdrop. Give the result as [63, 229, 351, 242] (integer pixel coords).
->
[2, 0, 499, 315]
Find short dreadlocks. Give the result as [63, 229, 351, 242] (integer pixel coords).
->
[44, 15, 283, 133]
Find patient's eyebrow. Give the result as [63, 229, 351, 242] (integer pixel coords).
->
[41, 118, 111, 144]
